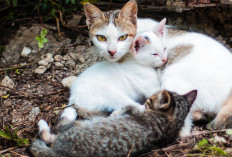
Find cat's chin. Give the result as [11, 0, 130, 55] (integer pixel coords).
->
[105, 56, 121, 62]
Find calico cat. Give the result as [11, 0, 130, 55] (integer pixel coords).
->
[68, 20, 167, 113]
[30, 90, 197, 157]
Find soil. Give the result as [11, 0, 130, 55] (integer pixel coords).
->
[1, 2, 232, 157]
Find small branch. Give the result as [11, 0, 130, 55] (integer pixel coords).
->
[127, 144, 135, 157]
[107, 0, 112, 10]
[190, 129, 228, 137]
[0, 146, 17, 154]
[55, 15, 62, 39]
[0, 62, 37, 73]
[0, 7, 10, 12]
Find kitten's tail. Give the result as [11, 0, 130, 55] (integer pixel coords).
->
[30, 139, 55, 157]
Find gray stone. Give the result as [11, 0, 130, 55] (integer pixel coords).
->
[29, 107, 40, 121]
[34, 66, 48, 74]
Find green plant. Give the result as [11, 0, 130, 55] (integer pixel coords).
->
[189, 138, 229, 157]
[35, 29, 48, 50]
[0, 125, 29, 146]
[226, 129, 232, 136]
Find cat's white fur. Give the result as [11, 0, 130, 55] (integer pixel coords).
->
[160, 32, 232, 136]
[69, 24, 167, 112]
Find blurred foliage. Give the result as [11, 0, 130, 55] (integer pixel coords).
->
[0, 0, 98, 22]
[0, 125, 29, 147]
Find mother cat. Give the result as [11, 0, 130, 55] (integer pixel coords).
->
[80, 0, 232, 136]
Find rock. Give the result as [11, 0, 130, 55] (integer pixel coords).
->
[54, 55, 63, 62]
[77, 54, 85, 63]
[29, 107, 40, 121]
[39, 53, 54, 65]
[34, 66, 48, 74]
[21, 47, 32, 57]
[209, 136, 227, 144]
[0, 76, 14, 96]
[62, 76, 77, 88]
[65, 60, 76, 69]
[54, 62, 64, 68]
[225, 148, 232, 155]
[75, 46, 86, 52]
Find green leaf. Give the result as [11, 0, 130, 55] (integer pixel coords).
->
[35, 36, 41, 42]
[15, 69, 20, 74]
[38, 42, 44, 49]
[41, 29, 48, 38]
[51, 8, 56, 17]
[42, 38, 48, 43]
[0, 131, 11, 140]
[198, 138, 208, 146]
[226, 129, 232, 136]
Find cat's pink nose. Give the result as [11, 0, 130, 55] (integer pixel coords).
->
[162, 58, 167, 63]
[108, 50, 116, 56]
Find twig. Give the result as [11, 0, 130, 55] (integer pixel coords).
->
[55, 15, 62, 38]
[0, 62, 37, 72]
[190, 129, 228, 137]
[127, 144, 135, 157]
[36, 1, 45, 28]
[0, 146, 17, 154]
[0, 84, 29, 97]
[107, 0, 112, 10]
[0, 7, 10, 12]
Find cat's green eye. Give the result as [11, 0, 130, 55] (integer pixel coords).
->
[118, 34, 128, 41]
[96, 35, 107, 42]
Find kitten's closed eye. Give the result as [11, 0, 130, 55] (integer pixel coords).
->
[96, 35, 107, 42]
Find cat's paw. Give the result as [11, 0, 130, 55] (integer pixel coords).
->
[62, 76, 77, 88]
[111, 109, 124, 117]
[207, 115, 232, 130]
[60, 107, 78, 121]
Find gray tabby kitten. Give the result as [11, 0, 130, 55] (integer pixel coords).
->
[30, 90, 197, 157]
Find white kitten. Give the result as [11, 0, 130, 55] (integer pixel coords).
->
[155, 20, 232, 137]
[68, 21, 167, 112]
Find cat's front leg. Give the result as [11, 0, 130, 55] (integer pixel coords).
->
[179, 113, 193, 137]
[55, 107, 77, 132]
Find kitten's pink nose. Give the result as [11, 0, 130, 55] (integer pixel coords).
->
[108, 50, 116, 56]
[162, 58, 167, 63]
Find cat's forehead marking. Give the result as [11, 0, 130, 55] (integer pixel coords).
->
[89, 10, 136, 36]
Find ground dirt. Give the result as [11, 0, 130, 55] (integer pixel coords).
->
[1, 3, 232, 157]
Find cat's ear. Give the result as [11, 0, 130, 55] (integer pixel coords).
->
[159, 90, 171, 110]
[119, 0, 137, 25]
[84, 3, 105, 28]
[132, 36, 147, 54]
[154, 18, 166, 37]
[182, 90, 197, 106]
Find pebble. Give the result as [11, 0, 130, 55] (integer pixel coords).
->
[209, 136, 227, 144]
[0, 76, 14, 96]
[29, 107, 40, 121]
[34, 66, 47, 74]
[54, 55, 63, 62]
[21, 47, 32, 57]
[62, 76, 78, 88]
[54, 62, 64, 68]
